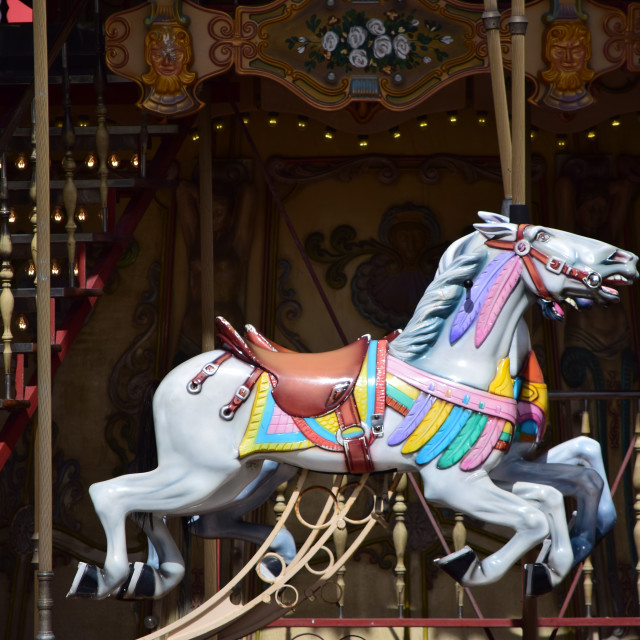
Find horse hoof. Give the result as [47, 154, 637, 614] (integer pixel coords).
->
[67, 562, 100, 598]
[435, 546, 477, 584]
[525, 563, 553, 597]
[570, 533, 594, 566]
[117, 562, 158, 600]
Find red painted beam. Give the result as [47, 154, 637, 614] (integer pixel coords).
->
[268, 617, 640, 629]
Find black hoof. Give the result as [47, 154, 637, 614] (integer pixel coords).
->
[67, 562, 100, 598]
[525, 562, 553, 597]
[435, 546, 477, 583]
[118, 563, 157, 600]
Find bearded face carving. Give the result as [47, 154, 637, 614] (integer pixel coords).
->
[540, 21, 594, 110]
[141, 25, 198, 115]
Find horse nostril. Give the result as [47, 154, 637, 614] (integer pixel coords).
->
[605, 250, 633, 265]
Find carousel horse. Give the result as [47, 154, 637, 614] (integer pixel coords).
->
[438, 228, 619, 566]
[68, 213, 638, 601]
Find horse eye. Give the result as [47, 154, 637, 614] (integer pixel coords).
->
[536, 231, 550, 242]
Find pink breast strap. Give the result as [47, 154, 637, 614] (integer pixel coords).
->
[387, 356, 517, 425]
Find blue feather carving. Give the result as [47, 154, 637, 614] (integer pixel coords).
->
[449, 252, 513, 344]
[437, 413, 488, 469]
[415, 406, 472, 465]
[389, 393, 434, 446]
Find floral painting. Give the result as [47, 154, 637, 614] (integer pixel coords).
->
[285, 9, 453, 75]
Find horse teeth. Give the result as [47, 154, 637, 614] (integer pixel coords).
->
[565, 298, 579, 310]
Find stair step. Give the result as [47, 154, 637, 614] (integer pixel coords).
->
[14, 287, 103, 298]
[0, 343, 62, 353]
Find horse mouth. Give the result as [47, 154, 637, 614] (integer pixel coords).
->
[600, 273, 635, 301]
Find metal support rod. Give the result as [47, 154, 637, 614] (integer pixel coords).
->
[482, 0, 512, 201]
[510, 0, 527, 208]
[33, 0, 53, 636]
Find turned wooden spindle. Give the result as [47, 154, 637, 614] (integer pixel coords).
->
[29, 105, 38, 286]
[633, 408, 640, 613]
[392, 474, 408, 618]
[581, 406, 594, 616]
[333, 475, 348, 617]
[61, 42, 77, 286]
[453, 512, 467, 617]
[94, 0, 109, 231]
[0, 155, 14, 398]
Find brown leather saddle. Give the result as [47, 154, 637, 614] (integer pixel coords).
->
[215, 316, 369, 419]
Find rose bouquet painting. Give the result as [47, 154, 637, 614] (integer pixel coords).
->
[285, 9, 453, 75]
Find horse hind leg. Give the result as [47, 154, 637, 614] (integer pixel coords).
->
[116, 514, 185, 600]
[68, 464, 241, 599]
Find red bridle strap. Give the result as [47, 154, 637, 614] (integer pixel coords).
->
[485, 224, 594, 300]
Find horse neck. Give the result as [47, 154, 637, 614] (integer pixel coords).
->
[406, 270, 532, 390]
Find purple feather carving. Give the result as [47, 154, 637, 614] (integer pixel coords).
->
[475, 256, 522, 347]
[388, 393, 434, 446]
[460, 417, 505, 471]
[450, 252, 513, 344]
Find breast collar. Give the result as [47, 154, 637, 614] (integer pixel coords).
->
[484, 224, 602, 300]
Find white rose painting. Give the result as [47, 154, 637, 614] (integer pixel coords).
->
[285, 9, 453, 75]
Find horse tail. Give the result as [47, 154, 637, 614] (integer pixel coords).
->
[130, 379, 160, 531]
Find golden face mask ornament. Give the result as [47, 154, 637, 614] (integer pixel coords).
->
[142, 26, 196, 96]
[540, 21, 594, 109]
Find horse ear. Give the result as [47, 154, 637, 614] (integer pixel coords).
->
[477, 211, 509, 224]
[474, 211, 514, 240]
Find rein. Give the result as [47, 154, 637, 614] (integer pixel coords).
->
[485, 224, 602, 300]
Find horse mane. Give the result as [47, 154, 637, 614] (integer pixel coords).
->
[388, 245, 484, 360]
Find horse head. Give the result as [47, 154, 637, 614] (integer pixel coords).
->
[475, 211, 639, 319]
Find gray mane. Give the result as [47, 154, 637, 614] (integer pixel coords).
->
[388, 249, 484, 360]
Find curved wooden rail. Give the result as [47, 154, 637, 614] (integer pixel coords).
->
[141, 471, 401, 640]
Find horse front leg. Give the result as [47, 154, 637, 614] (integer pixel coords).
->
[421, 465, 550, 591]
[544, 436, 616, 541]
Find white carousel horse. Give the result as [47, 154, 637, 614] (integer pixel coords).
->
[438, 229, 619, 567]
[68, 213, 638, 601]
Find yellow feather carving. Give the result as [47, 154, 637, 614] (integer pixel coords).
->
[489, 358, 513, 397]
[401, 399, 453, 454]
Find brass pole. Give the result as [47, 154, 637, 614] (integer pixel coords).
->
[510, 0, 528, 218]
[198, 93, 217, 599]
[33, 0, 53, 636]
[482, 0, 512, 202]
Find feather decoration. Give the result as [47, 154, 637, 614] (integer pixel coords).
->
[401, 400, 453, 454]
[475, 256, 522, 348]
[449, 252, 513, 345]
[460, 417, 505, 471]
[388, 393, 434, 446]
[437, 412, 488, 469]
[415, 407, 472, 465]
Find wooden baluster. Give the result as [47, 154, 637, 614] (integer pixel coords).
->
[0, 154, 14, 399]
[333, 475, 348, 618]
[273, 479, 288, 524]
[94, 0, 109, 232]
[581, 405, 594, 617]
[633, 407, 640, 614]
[392, 474, 408, 618]
[61, 42, 77, 286]
[453, 512, 467, 618]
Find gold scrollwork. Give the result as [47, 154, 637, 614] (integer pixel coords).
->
[106, 44, 129, 70]
[603, 13, 628, 64]
[210, 41, 234, 67]
[105, 16, 130, 43]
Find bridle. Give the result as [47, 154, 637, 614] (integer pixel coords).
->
[484, 224, 602, 300]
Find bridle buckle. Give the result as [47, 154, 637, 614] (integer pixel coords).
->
[546, 257, 565, 275]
